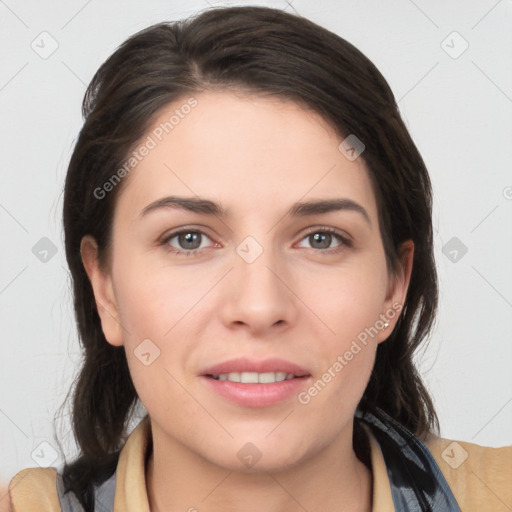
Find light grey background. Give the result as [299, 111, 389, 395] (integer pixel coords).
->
[1, 0, 511, 481]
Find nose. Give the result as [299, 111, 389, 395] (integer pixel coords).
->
[219, 241, 298, 336]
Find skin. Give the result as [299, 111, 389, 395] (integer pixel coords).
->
[82, 90, 413, 512]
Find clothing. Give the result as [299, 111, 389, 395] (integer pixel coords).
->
[9, 408, 512, 511]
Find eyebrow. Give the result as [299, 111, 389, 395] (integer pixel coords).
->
[140, 196, 371, 226]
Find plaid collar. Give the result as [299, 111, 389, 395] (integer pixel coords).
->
[356, 407, 461, 511]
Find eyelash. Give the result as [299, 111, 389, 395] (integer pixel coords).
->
[159, 226, 352, 257]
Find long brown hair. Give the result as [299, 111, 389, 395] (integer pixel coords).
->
[61, 6, 439, 508]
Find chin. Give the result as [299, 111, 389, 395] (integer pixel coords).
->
[213, 451, 306, 475]
[201, 435, 313, 474]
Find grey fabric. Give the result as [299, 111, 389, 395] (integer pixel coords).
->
[55, 474, 85, 512]
[92, 472, 116, 512]
[56, 472, 116, 512]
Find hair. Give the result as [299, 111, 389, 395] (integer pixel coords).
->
[61, 5, 439, 508]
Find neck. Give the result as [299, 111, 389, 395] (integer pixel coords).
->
[146, 421, 373, 512]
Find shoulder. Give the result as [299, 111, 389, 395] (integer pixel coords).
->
[424, 434, 512, 512]
[8, 467, 61, 511]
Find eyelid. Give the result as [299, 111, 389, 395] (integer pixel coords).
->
[299, 225, 353, 242]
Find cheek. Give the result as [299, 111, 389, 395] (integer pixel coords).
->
[306, 259, 389, 339]
[112, 254, 205, 343]
[115, 269, 196, 416]
[110, 253, 212, 397]
[296, 259, 387, 407]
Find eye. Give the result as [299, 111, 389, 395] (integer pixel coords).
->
[297, 227, 352, 254]
[160, 226, 352, 257]
[161, 229, 217, 256]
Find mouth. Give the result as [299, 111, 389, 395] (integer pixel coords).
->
[205, 371, 309, 383]
[199, 358, 312, 407]
[200, 357, 311, 382]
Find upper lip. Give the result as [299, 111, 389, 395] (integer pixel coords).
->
[201, 357, 311, 377]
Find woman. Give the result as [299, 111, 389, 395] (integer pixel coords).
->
[8, 5, 511, 511]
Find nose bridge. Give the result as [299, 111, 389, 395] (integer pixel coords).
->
[222, 232, 294, 330]
[235, 233, 283, 298]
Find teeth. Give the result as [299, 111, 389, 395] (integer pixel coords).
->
[212, 371, 297, 383]
[226, 372, 240, 382]
[259, 372, 280, 383]
[241, 372, 259, 383]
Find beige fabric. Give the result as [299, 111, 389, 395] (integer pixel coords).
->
[112, 418, 151, 511]
[426, 435, 512, 512]
[363, 424, 395, 511]
[9, 467, 61, 511]
[9, 417, 512, 511]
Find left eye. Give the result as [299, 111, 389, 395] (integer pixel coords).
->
[297, 229, 347, 251]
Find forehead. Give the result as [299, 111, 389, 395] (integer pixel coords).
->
[114, 90, 378, 222]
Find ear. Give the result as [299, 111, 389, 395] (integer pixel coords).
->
[80, 235, 124, 347]
[376, 240, 414, 343]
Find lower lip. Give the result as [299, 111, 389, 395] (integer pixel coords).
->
[200, 376, 311, 407]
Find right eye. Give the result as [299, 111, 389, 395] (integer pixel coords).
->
[161, 229, 218, 256]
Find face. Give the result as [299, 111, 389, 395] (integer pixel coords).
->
[82, 90, 412, 472]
